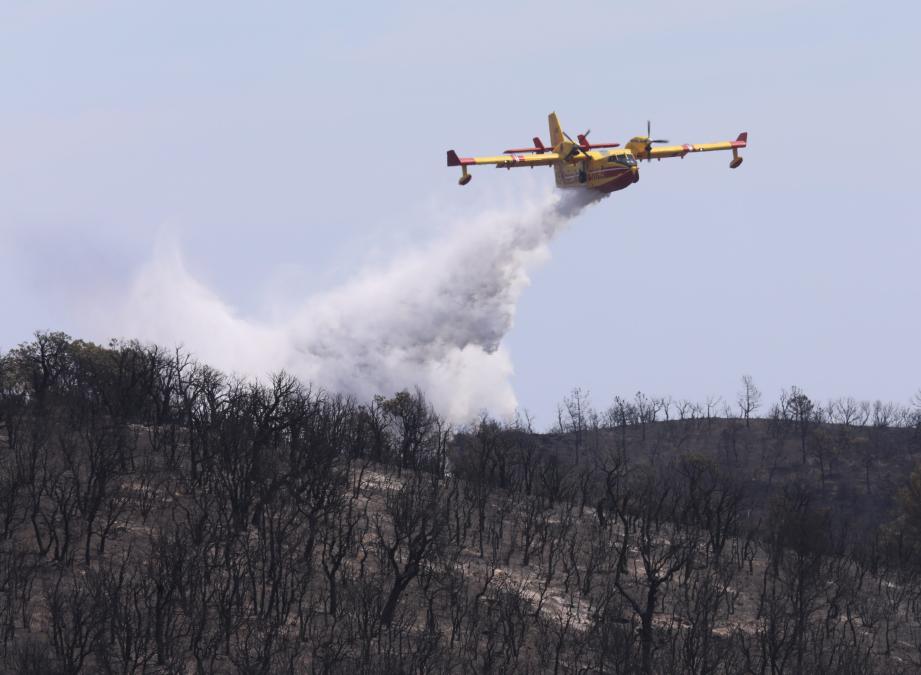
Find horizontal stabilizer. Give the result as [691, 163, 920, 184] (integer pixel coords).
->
[504, 137, 549, 154]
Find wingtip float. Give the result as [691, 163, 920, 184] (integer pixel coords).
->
[447, 112, 747, 192]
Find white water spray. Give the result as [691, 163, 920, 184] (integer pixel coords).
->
[106, 189, 606, 422]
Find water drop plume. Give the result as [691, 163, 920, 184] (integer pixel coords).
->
[107, 188, 606, 422]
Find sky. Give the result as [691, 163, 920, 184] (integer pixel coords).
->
[1, 0, 919, 427]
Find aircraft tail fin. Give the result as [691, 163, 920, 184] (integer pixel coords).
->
[548, 112, 564, 149]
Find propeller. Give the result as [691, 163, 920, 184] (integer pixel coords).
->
[562, 131, 589, 183]
[563, 131, 590, 158]
[646, 120, 668, 144]
[644, 120, 669, 159]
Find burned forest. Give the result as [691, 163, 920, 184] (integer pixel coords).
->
[2, 332, 921, 673]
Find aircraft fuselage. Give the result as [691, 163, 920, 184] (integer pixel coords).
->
[554, 150, 639, 193]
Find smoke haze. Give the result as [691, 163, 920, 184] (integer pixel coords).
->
[104, 189, 606, 422]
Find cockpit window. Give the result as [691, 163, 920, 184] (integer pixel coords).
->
[609, 154, 636, 166]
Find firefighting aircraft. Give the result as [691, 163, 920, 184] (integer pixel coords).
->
[447, 112, 747, 194]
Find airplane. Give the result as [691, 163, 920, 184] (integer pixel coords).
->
[447, 112, 747, 194]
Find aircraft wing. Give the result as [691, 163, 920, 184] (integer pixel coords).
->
[447, 150, 560, 168]
[642, 133, 748, 161]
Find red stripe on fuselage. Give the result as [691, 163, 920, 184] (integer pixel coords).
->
[592, 169, 636, 193]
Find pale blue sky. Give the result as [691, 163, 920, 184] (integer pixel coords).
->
[2, 1, 919, 425]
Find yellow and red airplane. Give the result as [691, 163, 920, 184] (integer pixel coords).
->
[447, 113, 747, 193]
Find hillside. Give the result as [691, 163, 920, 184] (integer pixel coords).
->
[1, 333, 921, 674]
